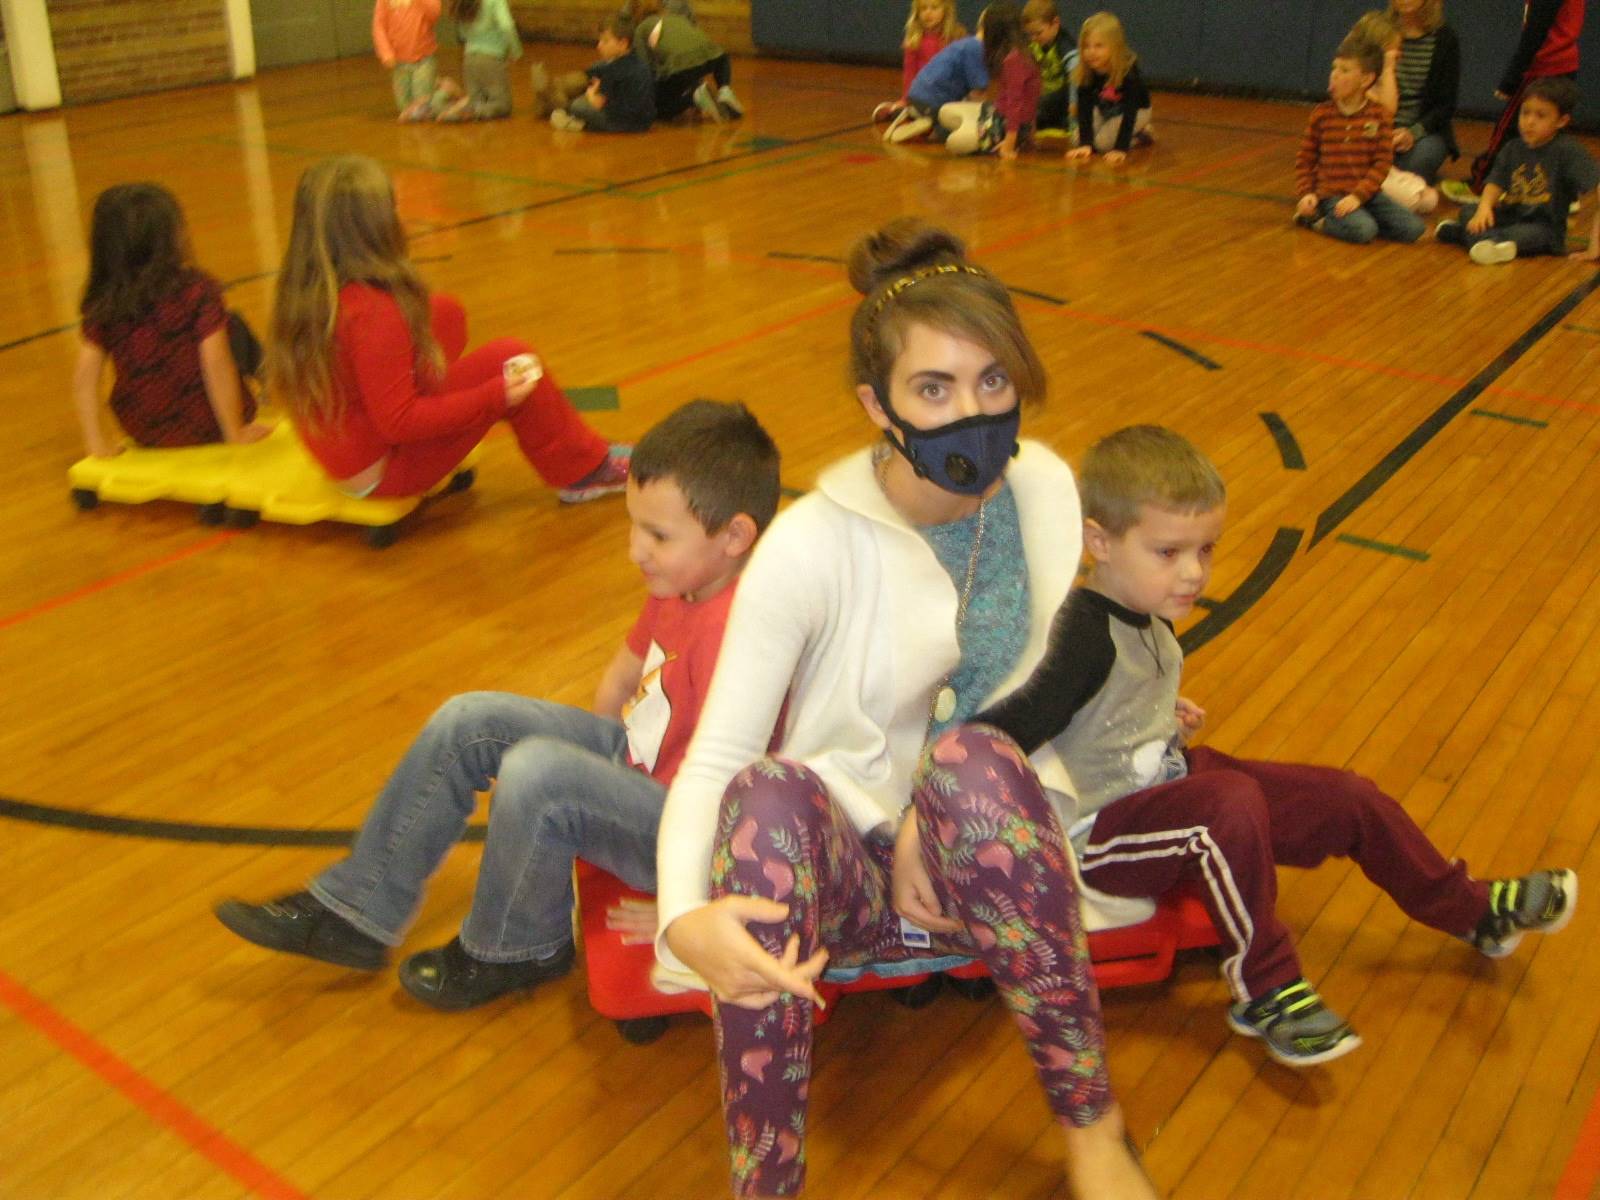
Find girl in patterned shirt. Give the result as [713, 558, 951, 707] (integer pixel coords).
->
[73, 183, 269, 457]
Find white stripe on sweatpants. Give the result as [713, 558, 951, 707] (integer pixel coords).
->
[1082, 825, 1256, 1001]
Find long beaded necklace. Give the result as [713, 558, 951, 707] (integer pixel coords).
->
[874, 443, 988, 728]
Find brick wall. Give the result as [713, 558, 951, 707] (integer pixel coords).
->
[510, 1, 752, 55]
[48, 0, 232, 105]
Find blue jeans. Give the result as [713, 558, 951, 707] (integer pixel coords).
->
[310, 692, 664, 962]
[1315, 192, 1425, 245]
[1442, 202, 1560, 257]
[1394, 133, 1450, 184]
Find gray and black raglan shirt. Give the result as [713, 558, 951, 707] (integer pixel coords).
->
[977, 588, 1187, 846]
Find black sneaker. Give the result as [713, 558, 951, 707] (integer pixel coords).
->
[214, 891, 388, 971]
[398, 937, 575, 1011]
[1434, 218, 1464, 245]
[1470, 869, 1578, 958]
[1226, 978, 1361, 1067]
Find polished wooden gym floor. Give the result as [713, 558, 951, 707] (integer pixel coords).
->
[2, 45, 1598, 1200]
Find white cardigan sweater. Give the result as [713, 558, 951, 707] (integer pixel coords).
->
[654, 440, 1149, 971]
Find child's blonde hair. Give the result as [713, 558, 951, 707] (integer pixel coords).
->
[1075, 11, 1136, 89]
[1349, 9, 1399, 52]
[1078, 425, 1225, 535]
[1386, 0, 1443, 32]
[268, 155, 440, 428]
[903, 0, 965, 51]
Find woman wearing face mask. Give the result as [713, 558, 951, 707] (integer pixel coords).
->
[654, 218, 1158, 1200]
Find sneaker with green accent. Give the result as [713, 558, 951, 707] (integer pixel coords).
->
[1470, 869, 1578, 958]
[1226, 978, 1361, 1067]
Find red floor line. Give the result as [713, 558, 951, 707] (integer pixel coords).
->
[1556, 1075, 1600, 1199]
[0, 530, 238, 633]
[0, 966, 311, 1200]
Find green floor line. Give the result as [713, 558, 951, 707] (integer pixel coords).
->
[1470, 408, 1548, 428]
[1335, 533, 1430, 561]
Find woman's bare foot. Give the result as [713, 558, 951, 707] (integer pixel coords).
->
[1064, 1103, 1161, 1200]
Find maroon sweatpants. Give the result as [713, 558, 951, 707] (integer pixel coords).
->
[1078, 746, 1490, 1000]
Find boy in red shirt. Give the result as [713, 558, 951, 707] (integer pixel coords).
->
[1295, 37, 1427, 245]
[215, 401, 780, 1010]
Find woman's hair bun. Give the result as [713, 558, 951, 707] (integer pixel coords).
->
[846, 218, 968, 296]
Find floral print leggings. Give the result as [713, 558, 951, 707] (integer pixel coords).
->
[709, 723, 1111, 1197]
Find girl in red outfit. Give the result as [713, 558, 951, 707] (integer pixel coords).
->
[873, 0, 967, 123]
[73, 183, 271, 458]
[268, 156, 627, 503]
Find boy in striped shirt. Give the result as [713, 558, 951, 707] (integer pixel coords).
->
[1294, 38, 1426, 245]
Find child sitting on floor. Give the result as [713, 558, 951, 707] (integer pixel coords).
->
[1023, 0, 1078, 139]
[214, 400, 779, 1010]
[73, 183, 271, 458]
[1067, 10, 1152, 165]
[1293, 35, 1425, 245]
[978, 425, 1578, 1067]
[533, 16, 656, 132]
[1436, 77, 1600, 264]
[269, 155, 629, 504]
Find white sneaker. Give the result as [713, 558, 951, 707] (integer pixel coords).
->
[692, 82, 724, 122]
[549, 109, 584, 131]
[1469, 239, 1517, 265]
[716, 84, 743, 118]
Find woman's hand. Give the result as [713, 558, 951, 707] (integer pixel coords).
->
[1333, 194, 1360, 218]
[234, 421, 273, 445]
[1103, 149, 1127, 166]
[1066, 145, 1094, 162]
[1296, 193, 1320, 219]
[891, 810, 963, 936]
[664, 898, 829, 1010]
[1392, 127, 1415, 153]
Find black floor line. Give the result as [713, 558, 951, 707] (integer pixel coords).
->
[1259, 412, 1306, 469]
[0, 793, 486, 847]
[413, 119, 872, 239]
[1141, 330, 1222, 370]
[1310, 269, 1600, 549]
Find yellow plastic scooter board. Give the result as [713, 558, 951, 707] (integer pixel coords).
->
[67, 423, 476, 548]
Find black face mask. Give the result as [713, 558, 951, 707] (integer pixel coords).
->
[880, 400, 1021, 496]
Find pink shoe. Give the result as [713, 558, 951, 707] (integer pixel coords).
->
[558, 444, 631, 504]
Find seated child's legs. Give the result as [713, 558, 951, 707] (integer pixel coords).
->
[568, 95, 603, 125]
[938, 101, 987, 154]
[1079, 764, 1301, 1000]
[463, 53, 511, 119]
[1183, 746, 1490, 937]
[1494, 220, 1561, 257]
[1365, 192, 1426, 243]
[460, 732, 662, 963]
[1036, 87, 1070, 131]
[1315, 197, 1379, 244]
[1395, 134, 1449, 184]
[915, 726, 1113, 1126]
[312, 693, 621, 945]
[1092, 107, 1151, 152]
